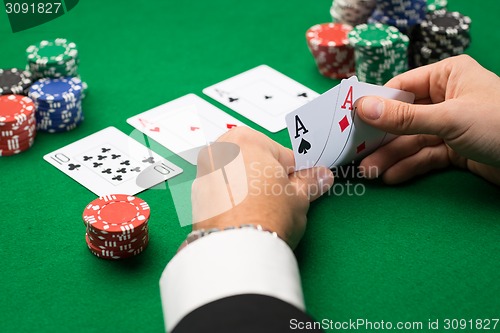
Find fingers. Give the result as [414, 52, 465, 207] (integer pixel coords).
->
[355, 96, 456, 138]
[384, 61, 449, 103]
[274, 143, 296, 174]
[216, 127, 334, 198]
[360, 135, 444, 178]
[383, 56, 478, 103]
[467, 161, 500, 186]
[380, 144, 451, 184]
[218, 127, 296, 173]
[290, 166, 334, 202]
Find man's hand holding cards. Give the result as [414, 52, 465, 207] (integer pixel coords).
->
[286, 76, 415, 170]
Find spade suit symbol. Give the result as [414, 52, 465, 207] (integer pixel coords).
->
[298, 138, 311, 155]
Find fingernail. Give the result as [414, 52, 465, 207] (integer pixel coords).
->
[317, 168, 334, 193]
[362, 97, 383, 120]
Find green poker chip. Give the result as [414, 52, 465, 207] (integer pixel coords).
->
[426, 0, 447, 12]
[26, 38, 80, 79]
[348, 23, 409, 85]
[348, 23, 402, 48]
[26, 38, 78, 65]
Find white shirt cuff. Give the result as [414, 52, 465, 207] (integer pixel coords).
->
[159, 228, 304, 332]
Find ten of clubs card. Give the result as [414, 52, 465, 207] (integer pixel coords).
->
[44, 126, 183, 196]
[286, 76, 415, 170]
[203, 65, 319, 133]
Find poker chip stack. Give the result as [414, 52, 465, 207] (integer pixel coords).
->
[83, 194, 151, 260]
[368, 0, 427, 35]
[26, 38, 88, 99]
[0, 68, 33, 96]
[0, 95, 37, 156]
[26, 38, 79, 80]
[330, 0, 376, 26]
[426, 0, 447, 13]
[348, 23, 409, 85]
[306, 23, 355, 79]
[28, 77, 85, 133]
[409, 10, 471, 68]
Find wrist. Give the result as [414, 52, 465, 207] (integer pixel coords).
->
[178, 224, 280, 252]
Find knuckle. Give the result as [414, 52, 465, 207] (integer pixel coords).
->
[389, 102, 416, 132]
[422, 147, 448, 169]
[415, 134, 430, 148]
[423, 148, 437, 165]
[455, 54, 474, 64]
[444, 54, 473, 67]
[218, 126, 254, 145]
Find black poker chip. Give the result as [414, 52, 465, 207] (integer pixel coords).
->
[409, 10, 471, 68]
[0, 68, 32, 95]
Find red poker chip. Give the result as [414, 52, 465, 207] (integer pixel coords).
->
[87, 229, 148, 249]
[82, 194, 150, 234]
[0, 116, 36, 134]
[0, 137, 35, 156]
[83, 194, 151, 260]
[306, 23, 355, 79]
[319, 67, 355, 79]
[0, 95, 35, 127]
[85, 233, 149, 260]
[86, 224, 149, 240]
[0, 125, 36, 145]
[0, 137, 34, 150]
[306, 23, 352, 49]
[85, 219, 149, 237]
[88, 233, 149, 252]
[0, 121, 36, 139]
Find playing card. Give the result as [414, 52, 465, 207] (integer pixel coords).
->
[287, 76, 415, 170]
[286, 77, 358, 169]
[285, 85, 340, 169]
[43, 126, 183, 196]
[203, 65, 319, 133]
[127, 94, 246, 165]
[327, 79, 415, 167]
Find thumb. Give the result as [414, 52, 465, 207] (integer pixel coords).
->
[290, 166, 334, 202]
[356, 96, 452, 137]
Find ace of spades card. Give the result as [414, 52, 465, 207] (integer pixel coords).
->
[286, 76, 415, 170]
[285, 85, 341, 169]
[43, 127, 183, 196]
[203, 65, 319, 133]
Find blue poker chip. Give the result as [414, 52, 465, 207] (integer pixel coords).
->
[36, 108, 82, 124]
[35, 100, 81, 111]
[37, 112, 84, 132]
[29, 77, 83, 104]
[37, 113, 82, 127]
[371, 0, 426, 27]
[36, 100, 82, 112]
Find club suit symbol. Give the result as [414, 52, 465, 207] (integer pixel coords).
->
[68, 163, 81, 171]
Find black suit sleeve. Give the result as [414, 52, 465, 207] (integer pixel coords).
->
[172, 293, 323, 333]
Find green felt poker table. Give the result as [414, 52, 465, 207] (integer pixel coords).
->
[1, 1, 499, 332]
